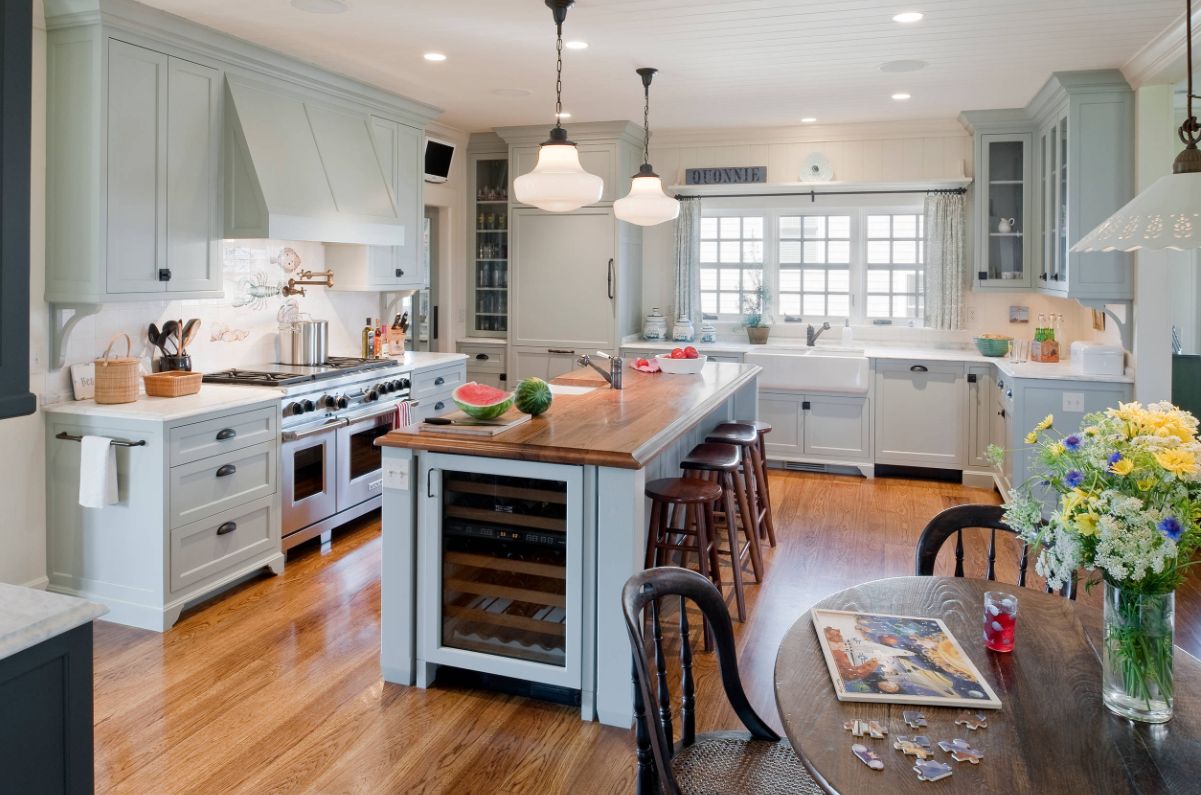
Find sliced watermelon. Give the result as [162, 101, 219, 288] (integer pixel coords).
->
[451, 382, 514, 420]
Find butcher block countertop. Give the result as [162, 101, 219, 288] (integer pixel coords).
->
[378, 361, 760, 469]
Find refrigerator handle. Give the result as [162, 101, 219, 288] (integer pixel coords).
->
[607, 258, 615, 301]
[432, 304, 439, 341]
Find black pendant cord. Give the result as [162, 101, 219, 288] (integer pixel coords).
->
[635, 67, 659, 175]
[546, 0, 572, 135]
[1177, 0, 1201, 171]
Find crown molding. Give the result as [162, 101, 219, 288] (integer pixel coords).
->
[1124, 8, 1197, 88]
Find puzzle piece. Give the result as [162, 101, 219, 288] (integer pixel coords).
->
[893, 735, 933, 759]
[937, 738, 984, 764]
[913, 759, 953, 782]
[843, 719, 866, 737]
[902, 710, 928, 729]
[867, 720, 888, 739]
[851, 743, 884, 771]
[954, 711, 989, 731]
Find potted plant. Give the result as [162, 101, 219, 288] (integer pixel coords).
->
[991, 402, 1201, 723]
[742, 278, 772, 345]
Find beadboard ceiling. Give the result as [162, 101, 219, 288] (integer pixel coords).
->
[138, 0, 1183, 131]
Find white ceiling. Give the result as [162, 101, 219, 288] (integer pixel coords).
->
[138, 0, 1184, 132]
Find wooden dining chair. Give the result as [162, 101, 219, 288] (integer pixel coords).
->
[914, 503, 1076, 599]
[621, 567, 822, 795]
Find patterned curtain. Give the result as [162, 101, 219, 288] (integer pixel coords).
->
[673, 197, 702, 325]
[924, 192, 967, 330]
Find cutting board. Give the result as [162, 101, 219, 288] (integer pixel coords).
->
[420, 408, 532, 436]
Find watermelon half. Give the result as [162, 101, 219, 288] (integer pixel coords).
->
[451, 382, 514, 420]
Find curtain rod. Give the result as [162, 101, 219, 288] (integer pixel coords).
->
[676, 187, 966, 201]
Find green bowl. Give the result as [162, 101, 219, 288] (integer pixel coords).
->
[974, 336, 1012, 357]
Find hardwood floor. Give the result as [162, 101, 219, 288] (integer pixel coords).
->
[92, 471, 1201, 793]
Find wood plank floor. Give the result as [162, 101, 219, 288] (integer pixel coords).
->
[92, 471, 1201, 793]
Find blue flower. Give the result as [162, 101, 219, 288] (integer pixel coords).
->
[1108, 451, 1123, 465]
[1064, 434, 1082, 452]
[1065, 470, 1085, 488]
[1158, 516, 1184, 542]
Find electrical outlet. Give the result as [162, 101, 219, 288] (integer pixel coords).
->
[966, 306, 978, 324]
[382, 460, 411, 491]
[1062, 392, 1085, 413]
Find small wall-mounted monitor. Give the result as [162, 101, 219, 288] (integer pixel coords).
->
[425, 138, 455, 184]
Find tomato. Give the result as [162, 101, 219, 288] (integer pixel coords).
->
[670, 348, 687, 359]
[634, 358, 649, 368]
[684, 346, 699, 359]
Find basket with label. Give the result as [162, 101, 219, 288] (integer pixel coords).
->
[93, 333, 141, 404]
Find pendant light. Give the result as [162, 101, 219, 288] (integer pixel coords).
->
[614, 68, 680, 227]
[513, 0, 604, 213]
[1073, 0, 1201, 251]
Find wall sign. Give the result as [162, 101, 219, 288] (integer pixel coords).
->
[684, 166, 767, 185]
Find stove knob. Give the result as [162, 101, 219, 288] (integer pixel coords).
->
[366, 390, 379, 402]
[302, 399, 316, 413]
[320, 394, 336, 408]
[336, 395, 349, 409]
[390, 380, 403, 392]
[379, 382, 392, 394]
[400, 377, 412, 390]
[284, 402, 304, 417]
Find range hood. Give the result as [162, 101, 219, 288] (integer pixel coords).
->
[224, 78, 404, 246]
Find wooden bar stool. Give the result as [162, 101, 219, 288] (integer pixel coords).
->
[679, 443, 752, 622]
[704, 423, 770, 569]
[644, 478, 723, 584]
[735, 419, 778, 548]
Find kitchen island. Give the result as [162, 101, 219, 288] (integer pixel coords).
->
[377, 360, 760, 727]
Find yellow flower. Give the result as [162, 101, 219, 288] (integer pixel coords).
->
[1024, 431, 1039, 445]
[1155, 449, 1199, 478]
[1061, 488, 1087, 512]
[1084, 426, 1099, 436]
[1048, 442, 1066, 459]
[1075, 513, 1100, 537]
[1137, 478, 1156, 492]
[1110, 458, 1134, 476]
[1035, 414, 1054, 432]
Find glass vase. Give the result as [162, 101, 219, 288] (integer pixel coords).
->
[1102, 582, 1175, 723]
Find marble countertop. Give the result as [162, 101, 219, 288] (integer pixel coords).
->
[43, 384, 281, 421]
[620, 339, 1133, 384]
[0, 583, 106, 661]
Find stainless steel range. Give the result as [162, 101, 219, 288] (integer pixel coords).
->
[204, 357, 412, 550]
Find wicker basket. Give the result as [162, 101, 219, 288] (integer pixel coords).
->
[143, 370, 203, 398]
[94, 333, 140, 404]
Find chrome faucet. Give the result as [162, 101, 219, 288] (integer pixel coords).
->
[578, 352, 624, 389]
[806, 322, 832, 346]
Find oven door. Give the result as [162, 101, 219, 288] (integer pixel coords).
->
[335, 404, 398, 512]
[281, 418, 342, 536]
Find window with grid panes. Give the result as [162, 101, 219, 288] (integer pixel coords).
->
[777, 214, 852, 320]
[865, 212, 925, 320]
[699, 215, 765, 317]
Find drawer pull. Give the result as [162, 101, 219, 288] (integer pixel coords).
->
[475, 353, 489, 361]
[548, 348, 575, 355]
[910, 365, 929, 373]
[434, 401, 446, 411]
[215, 428, 237, 441]
[216, 521, 237, 536]
[216, 464, 237, 478]
[434, 376, 445, 386]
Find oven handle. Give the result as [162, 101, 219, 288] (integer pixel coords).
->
[341, 404, 404, 427]
[281, 418, 347, 442]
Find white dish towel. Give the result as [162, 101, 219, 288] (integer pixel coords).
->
[79, 436, 118, 509]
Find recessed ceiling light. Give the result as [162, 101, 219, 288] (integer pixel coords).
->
[801, 117, 817, 123]
[892, 11, 923, 23]
[891, 92, 912, 101]
[491, 88, 532, 98]
[290, 0, 347, 13]
[423, 52, 447, 62]
[880, 59, 927, 73]
[564, 40, 589, 50]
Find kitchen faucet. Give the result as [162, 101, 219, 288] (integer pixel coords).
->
[806, 322, 831, 346]
[578, 352, 624, 389]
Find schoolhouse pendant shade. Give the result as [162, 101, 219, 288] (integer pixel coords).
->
[513, 0, 604, 213]
[615, 164, 680, 226]
[513, 129, 604, 213]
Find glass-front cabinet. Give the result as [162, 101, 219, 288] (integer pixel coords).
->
[974, 132, 1033, 288]
[469, 156, 509, 337]
[1040, 115, 1070, 291]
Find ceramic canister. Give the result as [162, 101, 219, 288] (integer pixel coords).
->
[699, 324, 717, 343]
[672, 317, 695, 342]
[643, 308, 668, 341]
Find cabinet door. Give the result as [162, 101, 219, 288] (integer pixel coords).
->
[758, 393, 802, 458]
[106, 40, 167, 294]
[165, 57, 220, 293]
[394, 124, 425, 285]
[874, 361, 965, 468]
[803, 394, 870, 462]
[966, 366, 995, 468]
[510, 208, 615, 349]
[976, 134, 1031, 289]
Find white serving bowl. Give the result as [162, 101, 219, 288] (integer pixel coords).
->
[654, 353, 707, 374]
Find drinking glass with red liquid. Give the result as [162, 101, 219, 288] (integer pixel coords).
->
[984, 591, 1018, 652]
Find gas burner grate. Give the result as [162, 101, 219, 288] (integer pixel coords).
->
[202, 369, 319, 386]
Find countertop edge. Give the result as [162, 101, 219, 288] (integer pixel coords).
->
[0, 587, 107, 662]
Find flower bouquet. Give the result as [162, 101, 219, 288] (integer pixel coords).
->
[989, 402, 1201, 723]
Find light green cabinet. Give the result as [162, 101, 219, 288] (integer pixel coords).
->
[48, 35, 221, 303]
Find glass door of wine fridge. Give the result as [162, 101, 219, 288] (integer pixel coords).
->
[418, 453, 583, 690]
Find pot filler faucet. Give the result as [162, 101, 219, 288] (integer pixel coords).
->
[578, 352, 624, 389]
[806, 322, 831, 346]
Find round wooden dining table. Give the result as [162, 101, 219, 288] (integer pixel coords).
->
[774, 577, 1201, 794]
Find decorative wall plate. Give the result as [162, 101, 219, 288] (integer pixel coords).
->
[802, 152, 834, 182]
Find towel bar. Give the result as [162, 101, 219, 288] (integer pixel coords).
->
[55, 431, 146, 448]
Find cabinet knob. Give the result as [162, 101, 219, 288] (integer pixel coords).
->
[998, 409, 1007, 419]
[434, 401, 445, 411]
[215, 428, 237, 441]
[216, 463, 237, 478]
[967, 373, 977, 383]
[978, 271, 988, 281]
[395, 268, 405, 278]
[158, 268, 172, 282]
[216, 521, 237, 536]
[801, 400, 811, 410]
[434, 376, 445, 386]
